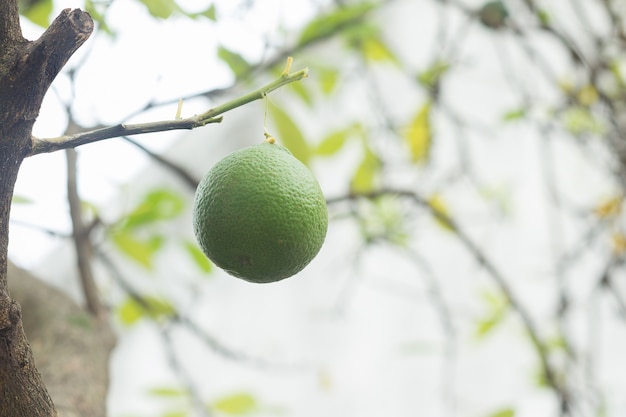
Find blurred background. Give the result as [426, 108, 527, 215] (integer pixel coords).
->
[8, 0, 626, 416]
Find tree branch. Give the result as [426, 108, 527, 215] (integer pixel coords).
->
[66, 148, 103, 317]
[0, 0, 23, 49]
[29, 65, 308, 155]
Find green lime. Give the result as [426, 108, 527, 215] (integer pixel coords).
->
[192, 139, 328, 283]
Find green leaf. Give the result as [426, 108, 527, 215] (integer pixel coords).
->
[404, 102, 432, 164]
[199, 4, 216, 21]
[536, 9, 551, 25]
[218, 46, 251, 78]
[20, 0, 53, 28]
[350, 146, 380, 193]
[85, 0, 114, 36]
[269, 104, 311, 165]
[475, 290, 509, 338]
[562, 106, 605, 135]
[426, 194, 453, 231]
[358, 196, 408, 245]
[212, 392, 258, 415]
[488, 408, 515, 417]
[183, 240, 212, 274]
[162, 412, 188, 417]
[359, 37, 398, 64]
[502, 108, 526, 122]
[11, 195, 32, 205]
[149, 386, 189, 398]
[418, 60, 450, 88]
[117, 296, 175, 326]
[318, 67, 340, 95]
[123, 189, 185, 230]
[475, 311, 506, 337]
[298, 2, 376, 46]
[139, 0, 180, 19]
[609, 61, 626, 89]
[287, 80, 314, 107]
[316, 130, 349, 156]
[111, 231, 164, 269]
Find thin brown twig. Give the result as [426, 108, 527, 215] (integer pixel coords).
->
[66, 147, 103, 317]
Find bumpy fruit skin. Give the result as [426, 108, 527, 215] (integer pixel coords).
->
[192, 141, 328, 283]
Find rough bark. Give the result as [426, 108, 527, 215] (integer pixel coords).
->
[0, 4, 93, 416]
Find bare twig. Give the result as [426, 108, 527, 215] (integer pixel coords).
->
[327, 189, 568, 407]
[97, 249, 310, 371]
[121, 136, 199, 189]
[160, 326, 214, 417]
[66, 148, 103, 317]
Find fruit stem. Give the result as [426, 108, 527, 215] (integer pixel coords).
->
[264, 133, 276, 144]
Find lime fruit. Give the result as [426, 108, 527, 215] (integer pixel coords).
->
[192, 140, 328, 283]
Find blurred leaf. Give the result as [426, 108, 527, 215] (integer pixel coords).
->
[149, 386, 189, 398]
[11, 195, 32, 204]
[287, 80, 314, 107]
[318, 67, 340, 95]
[562, 106, 604, 135]
[427, 194, 453, 231]
[476, 289, 509, 338]
[123, 189, 185, 230]
[502, 108, 526, 122]
[198, 4, 216, 20]
[475, 310, 506, 337]
[488, 409, 515, 417]
[594, 195, 622, 218]
[612, 233, 626, 254]
[404, 102, 432, 164]
[162, 412, 188, 417]
[478, 184, 513, 215]
[212, 392, 258, 415]
[317, 368, 333, 391]
[609, 61, 626, 90]
[350, 146, 380, 193]
[316, 129, 350, 157]
[183, 240, 212, 274]
[117, 296, 175, 326]
[298, 2, 376, 46]
[577, 84, 599, 106]
[139, 0, 180, 19]
[358, 196, 408, 245]
[536, 9, 551, 25]
[20, 0, 53, 28]
[481, 288, 507, 309]
[111, 231, 164, 269]
[547, 334, 568, 351]
[418, 60, 450, 89]
[269, 104, 311, 165]
[360, 37, 398, 64]
[85, 0, 114, 36]
[218, 46, 251, 78]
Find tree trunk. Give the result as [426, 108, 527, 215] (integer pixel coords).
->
[0, 4, 93, 416]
